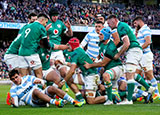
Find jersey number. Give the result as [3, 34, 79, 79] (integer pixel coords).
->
[25, 28, 31, 38]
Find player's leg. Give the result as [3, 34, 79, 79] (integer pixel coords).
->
[27, 54, 43, 79]
[142, 52, 159, 99]
[103, 66, 123, 105]
[118, 48, 142, 105]
[44, 68, 61, 85]
[125, 64, 136, 103]
[145, 69, 159, 99]
[103, 71, 113, 103]
[46, 86, 83, 107]
[85, 74, 107, 104]
[32, 88, 63, 107]
[18, 56, 30, 77]
[4, 54, 19, 71]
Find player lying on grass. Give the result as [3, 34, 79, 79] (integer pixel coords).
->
[9, 69, 83, 108]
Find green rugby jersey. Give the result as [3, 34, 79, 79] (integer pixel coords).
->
[47, 20, 66, 45]
[70, 47, 97, 76]
[6, 25, 27, 54]
[63, 49, 73, 62]
[19, 21, 47, 56]
[99, 40, 122, 70]
[38, 43, 54, 70]
[117, 22, 142, 50]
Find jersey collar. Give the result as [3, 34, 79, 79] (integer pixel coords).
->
[116, 21, 120, 27]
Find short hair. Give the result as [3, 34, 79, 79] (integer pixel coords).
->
[95, 20, 104, 25]
[96, 14, 105, 19]
[37, 13, 49, 20]
[107, 14, 117, 20]
[9, 69, 19, 79]
[133, 16, 144, 22]
[49, 7, 59, 18]
[28, 12, 37, 19]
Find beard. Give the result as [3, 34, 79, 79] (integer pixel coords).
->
[137, 25, 141, 30]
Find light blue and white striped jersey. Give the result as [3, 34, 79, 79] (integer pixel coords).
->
[10, 75, 39, 105]
[80, 29, 99, 59]
[110, 28, 117, 40]
[136, 24, 152, 54]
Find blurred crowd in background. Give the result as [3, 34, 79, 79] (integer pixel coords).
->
[0, 0, 160, 28]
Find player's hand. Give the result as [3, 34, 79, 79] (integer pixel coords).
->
[33, 79, 42, 84]
[64, 19, 71, 29]
[113, 54, 120, 60]
[46, 23, 52, 31]
[58, 80, 65, 88]
[11, 97, 14, 105]
[91, 57, 95, 62]
[84, 61, 90, 69]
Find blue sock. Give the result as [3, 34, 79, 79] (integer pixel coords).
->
[150, 78, 159, 95]
[63, 94, 74, 104]
[50, 99, 56, 105]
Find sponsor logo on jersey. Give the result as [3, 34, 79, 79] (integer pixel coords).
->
[68, 56, 71, 60]
[57, 24, 61, 28]
[54, 29, 59, 35]
[46, 54, 49, 60]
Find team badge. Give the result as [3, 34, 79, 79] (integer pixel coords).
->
[9, 64, 12, 70]
[54, 29, 59, 35]
[57, 24, 61, 28]
[30, 60, 35, 65]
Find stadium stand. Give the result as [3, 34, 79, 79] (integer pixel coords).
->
[0, 0, 160, 28]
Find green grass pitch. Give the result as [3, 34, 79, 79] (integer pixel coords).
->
[1, 84, 160, 115]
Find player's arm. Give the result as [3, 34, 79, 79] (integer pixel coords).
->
[33, 78, 45, 86]
[58, 64, 77, 88]
[84, 56, 111, 69]
[64, 63, 77, 82]
[10, 88, 19, 107]
[141, 36, 151, 49]
[113, 35, 130, 60]
[80, 34, 89, 49]
[112, 30, 120, 46]
[64, 20, 73, 37]
[53, 44, 69, 50]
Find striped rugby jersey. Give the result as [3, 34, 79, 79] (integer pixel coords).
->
[10, 75, 39, 105]
[81, 29, 100, 59]
[81, 27, 116, 59]
[136, 24, 152, 54]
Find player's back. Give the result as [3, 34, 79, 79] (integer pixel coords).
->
[137, 24, 152, 53]
[19, 21, 47, 56]
[117, 22, 142, 50]
[71, 47, 97, 76]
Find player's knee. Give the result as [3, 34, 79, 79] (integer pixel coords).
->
[103, 73, 110, 81]
[87, 99, 95, 104]
[125, 64, 137, 73]
[33, 89, 40, 95]
[48, 86, 57, 93]
[86, 91, 96, 104]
